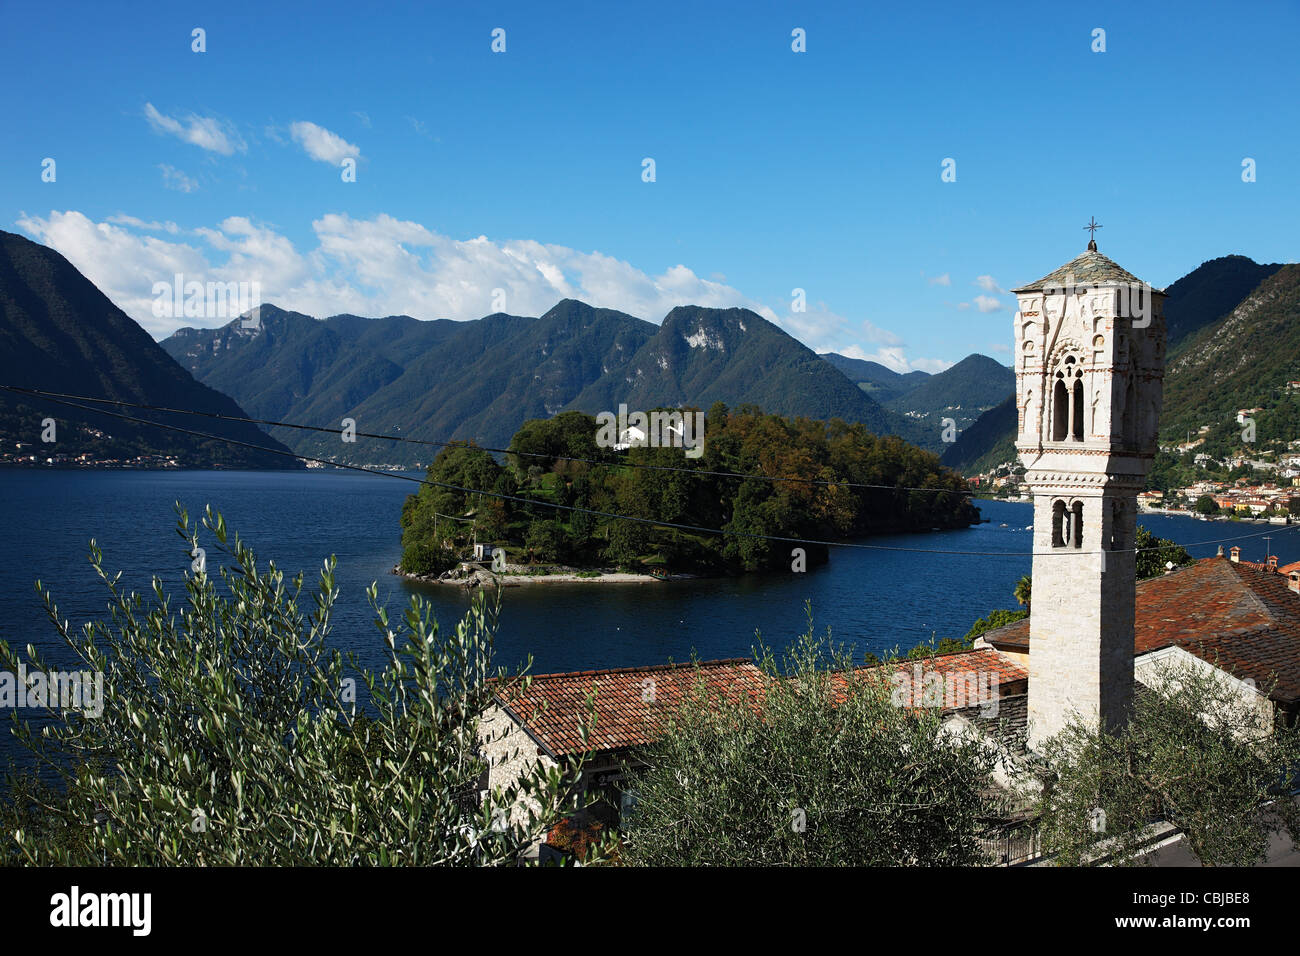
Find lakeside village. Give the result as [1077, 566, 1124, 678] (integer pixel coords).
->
[0, 437, 418, 472]
[971, 407, 1300, 527]
[1, 437, 183, 469]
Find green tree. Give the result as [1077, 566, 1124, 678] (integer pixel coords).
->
[524, 519, 567, 564]
[474, 498, 509, 545]
[1195, 494, 1220, 515]
[1013, 575, 1032, 612]
[619, 618, 1004, 865]
[1134, 525, 1193, 579]
[1032, 657, 1300, 866]
[401, 540, 458, 577]
[400, 443, 503, 568]
[964, 608, 1028, 643]
[0, 506, 596, 866]
[569, 503, 598, 553]
[602, 519, 643, 568]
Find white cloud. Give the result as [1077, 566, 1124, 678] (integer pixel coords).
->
[974, 294, 1004, 313]
[106, 214, 180, 234]
[772, 301, 854, 352]
[974, 274, 1005, 293]
[17, 210, 970, 377]
[861, 319, 902, 346]
[143, 103, 245, 155]
[910, 356, 954, 374]
[158, 164, 198, 193]
[353, 111, 372, 128]
[14, 210, 779, 339]
[927, 273, 951, 287]
[16, 210, 214, 335]
[833, 344, 952, 374]
[290, 121, 361, 164]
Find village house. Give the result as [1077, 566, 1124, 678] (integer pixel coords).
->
[1136, 490, 1164, 510]
[480, 659, 767, 842]
[479, 650, 1031, 856]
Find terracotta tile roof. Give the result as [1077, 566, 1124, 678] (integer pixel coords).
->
[876, 647, 1028, 690]
[834, 648, 1028, 707]
[981, 557, 1300, 703]
[496, 647, 1030, 758]
[492, 659, 767, 757]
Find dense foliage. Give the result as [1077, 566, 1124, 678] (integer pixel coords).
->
[1133, 525, 1194, 578]
[1033, 657, 1300, 866]
[399, 404, 978, 575]
[617, 621, 1005, 865]
[0, 506, 593, 865]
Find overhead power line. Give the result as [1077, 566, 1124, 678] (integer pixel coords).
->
[2, 383, 1292, 560]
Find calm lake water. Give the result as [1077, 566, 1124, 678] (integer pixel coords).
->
[2, 469, 1298, 763]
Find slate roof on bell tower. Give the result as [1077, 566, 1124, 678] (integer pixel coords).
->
[1011, 247, 1165, 295]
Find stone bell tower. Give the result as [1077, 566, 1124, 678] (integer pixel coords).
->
[1012, 225, 1166, 750]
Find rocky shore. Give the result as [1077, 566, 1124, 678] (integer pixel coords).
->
[393, 562, 697, 588]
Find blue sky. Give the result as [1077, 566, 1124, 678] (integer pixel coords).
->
[3, 0, 1297, 371]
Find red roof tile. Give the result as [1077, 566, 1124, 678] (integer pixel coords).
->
[829, 648, 1028, 708]
[497, 647, 1030, 757]
[492, 659, 767, 757]
[981, 557, 1300, 702]
[875, 648, 1028, 688]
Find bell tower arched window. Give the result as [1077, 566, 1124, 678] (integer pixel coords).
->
[1052, 500, 1068, 548]
[1122, 375, 1137, 446]
[1072, 501, 1084, 548]
[1071, 379, 1084, 440]
[1052, 355, 1085, 443]
[1053, 377, 1069, 441]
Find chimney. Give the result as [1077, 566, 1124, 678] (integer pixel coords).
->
[1268, 555, 1279, 570]
[1217, 545, 1225, 557]
[1290, 571, 1300, 594]
[1230, 546, 1241, 563]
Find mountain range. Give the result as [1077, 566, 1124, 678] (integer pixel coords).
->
[25, 226, 1281, 480]
[164, 299, 1014, 466]
[820, 353, 930, 404]
[0, 230, 297, 467]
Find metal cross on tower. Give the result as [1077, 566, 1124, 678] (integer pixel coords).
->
[1084, 216, 1103, 246]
